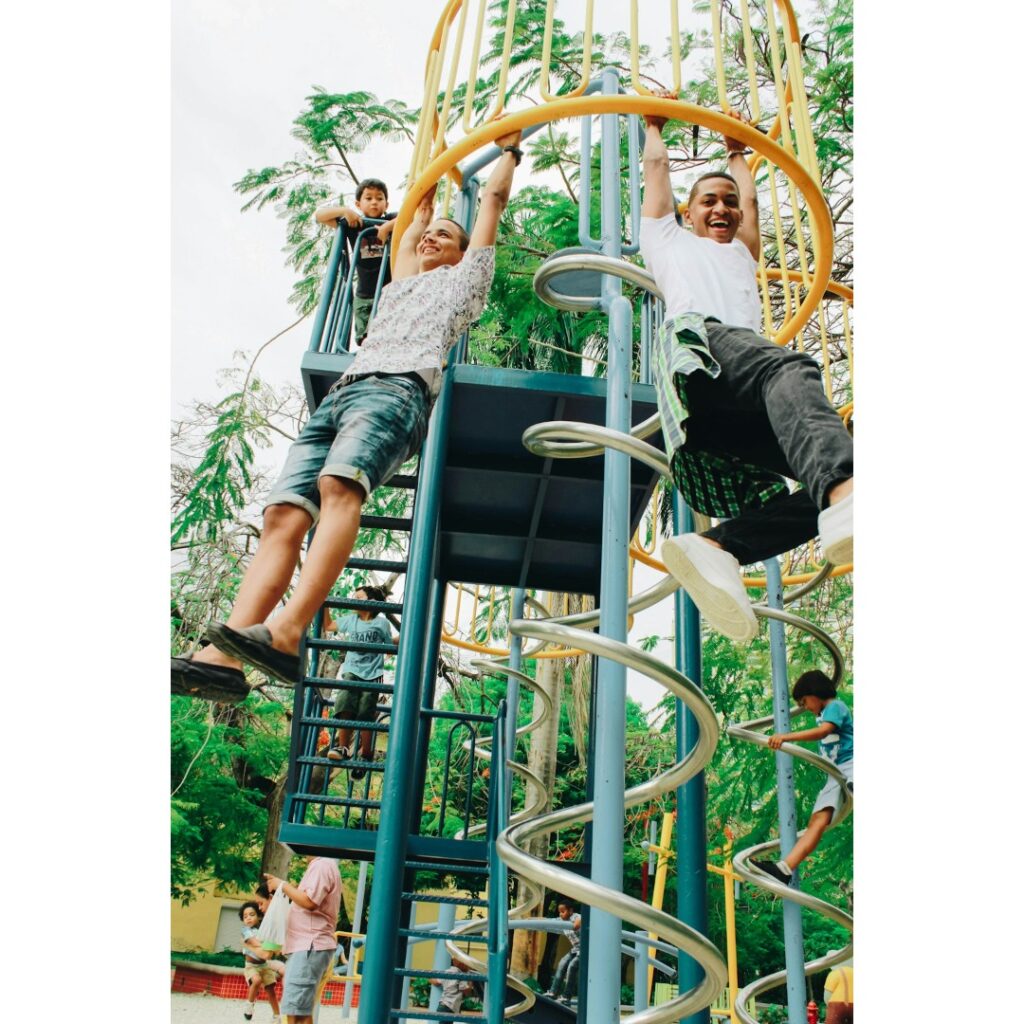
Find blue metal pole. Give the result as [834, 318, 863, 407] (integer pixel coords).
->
[428, 902, 457, 1012]
[359, 370, 455, 1024]
[674, 498, 710, 1024]
[764, 557, 806, 1023]
[503, 588, 526, 802]
[586, 66, 630, 1024]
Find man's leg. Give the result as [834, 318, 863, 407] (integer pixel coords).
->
[691, 323, 853, 514]
[661, 325, 852, 637]
[258, 476, 365, 655]
[192, 504, 312, 671]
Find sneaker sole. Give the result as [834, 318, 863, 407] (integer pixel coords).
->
[661, 539, 758, 642]
[823, 536, 853, 565]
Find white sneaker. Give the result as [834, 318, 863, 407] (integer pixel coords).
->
[818, 491, 853, 565]
[661, 534, 758, 642]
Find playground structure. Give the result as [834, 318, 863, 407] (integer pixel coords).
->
[283, 3, 853, 1024]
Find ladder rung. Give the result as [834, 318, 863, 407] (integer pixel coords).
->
[398, 928, 488, 943]
[360, 514, 413, 531]
[402, 893, 487, 906]
[346, 557, 409, 573]
[394, 968, 487, 982]
[305, 678, 394, 694]
[328, 597, 403, 614]
[405, 861, 489, 875]
[308, 638, 399, 654]
[382, 473, 418, 490]
[389, 1011, 480, 1023]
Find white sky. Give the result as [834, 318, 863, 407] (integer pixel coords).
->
[6, 0, 1020, 1014]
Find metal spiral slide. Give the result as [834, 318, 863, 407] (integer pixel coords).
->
[461, 246, 729, 1023]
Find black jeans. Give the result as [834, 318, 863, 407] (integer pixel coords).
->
[682, 321, 853, 565]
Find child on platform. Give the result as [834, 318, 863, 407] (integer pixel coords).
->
[316, 178, 398, 343]
[753, 670, 853, 885]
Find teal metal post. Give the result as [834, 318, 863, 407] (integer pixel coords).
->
[586, 66, 630, 1024]
[359, 369, 455, 1024]
[487, 701, 510, 1024]
[765, 557, 806, 1023]
[674, 498, 710, 1024]
[503, 588, 526, 801]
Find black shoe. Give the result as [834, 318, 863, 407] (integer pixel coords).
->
[171, 656, 249, 701]
[752, 858, 793, 885]
[205, 622, 300, 684]
[327, 745, 351, 762]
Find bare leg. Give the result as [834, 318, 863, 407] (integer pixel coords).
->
[826, 477, 853, 507]
[246, 977, 261, 1003]
[357, 725, 374, 759]
[263, 476, 365, 655]
[782, 808, 833, 871]
[265, 980, 281, 1015]
[194, 503, 312, 670]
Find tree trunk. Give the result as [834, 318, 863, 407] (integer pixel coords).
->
[510, 594, 564, 979]
[261, 774, 295, 879]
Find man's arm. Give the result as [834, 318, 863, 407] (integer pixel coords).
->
[264, 873, 318, 911]
[722, 112, 760, 261]
[393, 186, 437, 281]
[468, 126, 522, 249]
[641, 90, 677, 219]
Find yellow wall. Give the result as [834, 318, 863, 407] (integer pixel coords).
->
[171, 885, 240, 952]
[170, 877, 475, 956]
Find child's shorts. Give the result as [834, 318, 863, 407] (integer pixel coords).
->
[333, 673, 384, 722]
[244, 961, 280, 987]
[812, 759, 853, 815]
[265, 373, 429, 525]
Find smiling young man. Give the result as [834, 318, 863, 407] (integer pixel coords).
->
[640, 95, 853, 643]
[172, 128, 523, 692]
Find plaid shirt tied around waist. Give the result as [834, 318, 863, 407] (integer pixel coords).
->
[653, 314, 789, 519]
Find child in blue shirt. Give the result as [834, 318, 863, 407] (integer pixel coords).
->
[753, 669, 853, 886]
[325, 585, 398, 778]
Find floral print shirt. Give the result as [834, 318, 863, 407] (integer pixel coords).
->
[341, 246, 495, 402]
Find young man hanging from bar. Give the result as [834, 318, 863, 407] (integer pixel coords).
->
[173, 127, 524, 693]
[639, 93, 853, 642]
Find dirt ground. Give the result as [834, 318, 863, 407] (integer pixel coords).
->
[169, 991, 357, 1022]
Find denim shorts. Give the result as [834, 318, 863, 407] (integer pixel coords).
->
[265, 373, 429, 524]
[280, 948, 334, 1015]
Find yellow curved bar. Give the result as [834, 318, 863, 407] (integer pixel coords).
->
[432, 0, 472, 161]
[710, 0, 732, 114]
[542, 0, 592, 101]
[461, 0, 488, 133]
[485, 0, 519, 122]
[391, 97, 834, 345]
[739, 0, 761, 123]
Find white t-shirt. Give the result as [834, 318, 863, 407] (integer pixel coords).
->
[639, 213, 761, 331]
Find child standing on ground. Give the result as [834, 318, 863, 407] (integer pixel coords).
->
[316, 178, 397, 344]
[239, 901, 283, 1022]
[753, 670, 853, 885]
[431, 955, 477, 1016]
[324, 585, 398, 778]
[545, 901, 581, 1004]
